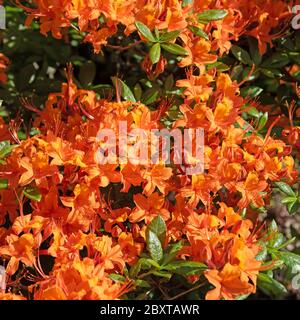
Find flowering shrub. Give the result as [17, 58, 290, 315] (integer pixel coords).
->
[0, 1, 300, 300]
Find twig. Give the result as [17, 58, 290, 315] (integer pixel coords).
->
[168, 282, 205, 300]
[106, 40, 142, 52]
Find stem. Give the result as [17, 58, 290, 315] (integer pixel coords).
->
[168, 282, 206, 300]
[106, 40, 142, 52]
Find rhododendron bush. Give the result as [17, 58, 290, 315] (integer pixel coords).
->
[0, 0, 300, 301]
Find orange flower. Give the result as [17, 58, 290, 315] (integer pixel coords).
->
[61, 183, 100, 231]
[129, 192, 170, 224]
[205, 263, 257, 300]
[142, 164, 172, 196]
[179, 38, 218, 71]
[0, 234, 36, 275]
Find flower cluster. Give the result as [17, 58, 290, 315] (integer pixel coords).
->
[0, 67, 296, 299]
[0, 0, 299, 300]
[17, 0, 291, 54]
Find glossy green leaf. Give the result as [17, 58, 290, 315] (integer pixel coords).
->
[135, 21, 156, 42]
[257, 112, 268, 131]
[240, 86, 263, 99]
[274, 182, 296, 197]
[198, 9, 228, 22]
[159, 30, 181, 42]
[0, 141, 16, 159]
[151, 270, 172, 279]
[111, 77, 136, 102]
[146, 230, 163, 262]
[142, 88, 159, 105]
[134, 279, 151, 288]
[207, 61, 229, 72]
[109, 274, 126, 283]
[188, 26, 209, 40]
[275, 251, 300, 273]
[129, 258, 160, 278]
[162, 261, 207, 276]
[162, 241, 184, 265]
[148, 215, 167, 245]
[149, 43, 161, 64]
[248, 37, 262, 65]
[231, 45, 253, 66]
[161, 43, 188, 56]
[257, 273, 287, 297]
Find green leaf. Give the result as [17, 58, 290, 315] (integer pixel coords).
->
[146, 230, 163, 262]
[261, 52, 290, 69]
[268, 232, 285, 249]
[248, 37, 262, 65]
[135, 21, 156, 42]
[23, 186, 42, 202]
[236, 294, 250, 300]
[148, 215, 167, 245]
[0, 141, 16, 159]
[275, 251, 300, 273]
[231, 45, 253, 66]
[109, 274, 126, 283]
[269, 220, 278, 232]
[206, 61, 229, 72]
[129, 258, 160, 278]
[133, 83, 142, 101]
[151, 270, 172, 279]
[256, 242, 268, 261]
[246, 107, 262, 118]
[274, 182, 296, 197]
[257, 112, 268, 131]
[257, 273, 287, 297]
[198, 9, 228, 22]
[159, 30, 181, 42]
[277, 237, 296, 250]
[230, 64, 244, 81]
[188, 26, 209, 40]
[149, 43, 161, 64]
[240, 86, 263, 99]
[281, 196, 298, 204]
[161, 43, 188, 56]
[79, 61, 96, 87]
[162, 261, 207, 276]
[134, 279, 151, 288]
[0, 178, 8, 189]
[142, 88, 159, 105]
[287, 201, 300, 215]
[111, 77, 136, 102]
[154, 27, 160, 40]
[164, 74, 174, 91]
[259, 68, 283, 79]
[162, 241, 184, 265]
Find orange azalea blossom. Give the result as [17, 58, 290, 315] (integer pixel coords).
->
[0, 64, 295, 297]
[17, 0, 290, 56]
[181, 203, 263, 300]
[0, 53, 9, 83]
[129, 192, 170, 224]
[0, 233, 36, 275]
[33, 257, 131, 300]
[0, 293, 27, 300]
